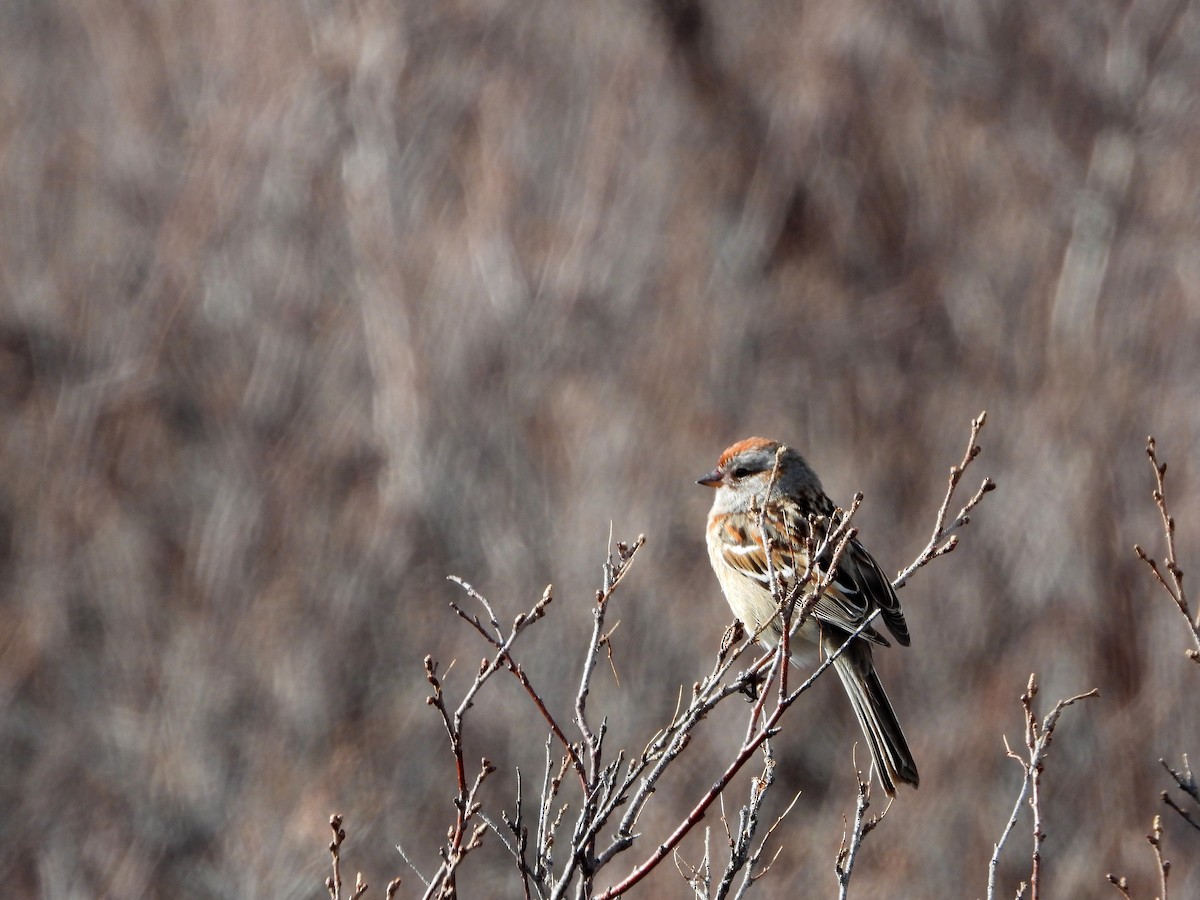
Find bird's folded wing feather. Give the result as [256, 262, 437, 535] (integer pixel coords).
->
[713, 510, 909, 646]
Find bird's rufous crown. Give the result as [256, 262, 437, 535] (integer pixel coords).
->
[717, 437, 780, 468]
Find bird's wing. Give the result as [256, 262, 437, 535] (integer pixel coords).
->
[833, 537, 910, 646]
[712, 511, 896, 646]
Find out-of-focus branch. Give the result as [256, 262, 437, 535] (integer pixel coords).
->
[1133, 436, 1200, 663]
[986, 674, 1099, 900]
[894, 411, 995, 591]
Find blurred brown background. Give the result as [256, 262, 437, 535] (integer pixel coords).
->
[2, 1, 1199, 896]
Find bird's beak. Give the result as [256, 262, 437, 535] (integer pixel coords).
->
[696, 468, 723, 488]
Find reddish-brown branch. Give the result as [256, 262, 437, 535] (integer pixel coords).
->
[447, 584, 587, 785]
[595, 612, 879, 899]
[449, 602, 595, 889]
[594, 716, 779, 899]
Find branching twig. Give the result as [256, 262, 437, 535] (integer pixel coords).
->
[421, 593, 535, 900]
[713, 741, 798, 899]
[894, 410, 995, 590]
[448, 580, 588, 783]
[986, 675, 1099, 900]
[672, 825, 711, 898]
[1133, 436, 1200, 663]
[595, 608, 879, 899]
[835, 756, 891, 900]
[1160, 755, 1200, 833]
[732, 791, 799, 900]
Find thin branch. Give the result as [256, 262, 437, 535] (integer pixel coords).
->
[326, 814, 369, 900]
[988, 731, 1031, 900]
[326, 814, 399, 900]
[835, 758, 891, 900]
[449, 580, 588, 783]
[482, 766, 538, 900]
[894, 410, 996, 590]
[595, 610, 883, 899]
[986, 674, 1099, 900]
[1160, 755, 1200, 833]
[575, 537, 646, 760]
[710, 740, 797, 899]
[671, 825, 712, 899]
[1133, 436, 1200, 662]
[732, 797, 796, 900]
[1151, 815, 1170, 900]
[394, 839, 431, 889]
[1106, 815, 1171, 900]
[1106, 872, 1134, 900]
[423, 585, 539, 900]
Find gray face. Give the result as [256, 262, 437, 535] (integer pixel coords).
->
[724, 445, 777, 481]
[699, 438, 825, 517]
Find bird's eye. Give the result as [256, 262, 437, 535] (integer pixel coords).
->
[731, 466, 751, 478]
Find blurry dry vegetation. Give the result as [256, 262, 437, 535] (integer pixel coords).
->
[2, 0, 1200, 897]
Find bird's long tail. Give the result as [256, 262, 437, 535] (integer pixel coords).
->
[829, 639, 920, 796]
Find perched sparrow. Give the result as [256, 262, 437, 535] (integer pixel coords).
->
[698, 437, 919, 795]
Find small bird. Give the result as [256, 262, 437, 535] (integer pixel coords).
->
[698, 437, 919, 795]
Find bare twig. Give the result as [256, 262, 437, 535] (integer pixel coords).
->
[711, 741, 798, 899]
[672, 825, 712, 898]
[422, 653, 500, 896]
[422, 582, 555, 899]
[1151, 816, 1171, 900]
[448, 580, 587, 783]
[480, 767, 538, 900]
[894, 411, 995, 590]
[986, 675, 1099, 900]
[732, 791, 798, 900]
[1160, 755, 1200, 833]
[1106, 815, 1171, 900]
[326, 814, 367, 900]
[326, 814, 399, 900]
[1134, 436, 1200, 662]
[596, 606, 880, 899]
[1106, 872, 1134, 899]
[834, 757, 891, 900]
